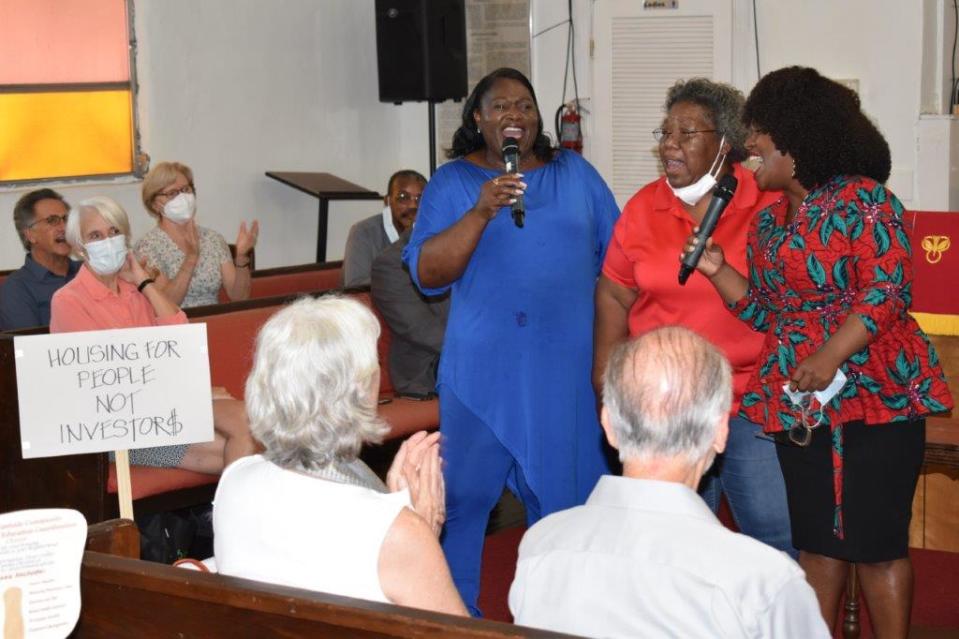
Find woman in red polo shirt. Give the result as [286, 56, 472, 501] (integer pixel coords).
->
[593, 79, 794, 556]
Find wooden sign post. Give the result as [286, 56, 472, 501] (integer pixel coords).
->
[13, 324, 215, 519]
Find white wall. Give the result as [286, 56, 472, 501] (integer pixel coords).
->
[746, 0, 924, 204]
[0, 0, 430, 270]
[536, 0, 942, 209]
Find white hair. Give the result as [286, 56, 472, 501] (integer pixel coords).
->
[64, 196, 132, 257]
[603, 326, 732, 464]
[245, 295, 388, 470]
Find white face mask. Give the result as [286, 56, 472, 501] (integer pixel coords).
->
[84, 234, 128, 275]
[381, 205, 400, 244]
[162, 193, 196, 224]
[667, 135, 727, 206]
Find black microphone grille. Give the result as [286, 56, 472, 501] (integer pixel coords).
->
[714, 173, 738, 199]
[502, 137, 520, 153]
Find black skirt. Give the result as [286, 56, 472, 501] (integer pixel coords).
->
[775, 418, 925, 563]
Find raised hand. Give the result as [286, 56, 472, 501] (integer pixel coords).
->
[235, 220, 259, 261]
[119, 252, 151, 285]
[180, 220, 200, 259]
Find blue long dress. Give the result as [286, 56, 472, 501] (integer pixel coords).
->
[404, 149, 619, 613]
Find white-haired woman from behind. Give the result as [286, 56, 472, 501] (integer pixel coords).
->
[213, 296, 466, 615]
[50, 195, 256, 472]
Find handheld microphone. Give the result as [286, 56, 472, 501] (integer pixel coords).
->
[501, 137, 525, 228]
[678, 173, 738, 285]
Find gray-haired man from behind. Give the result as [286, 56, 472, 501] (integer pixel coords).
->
[509, 327, 829, 638]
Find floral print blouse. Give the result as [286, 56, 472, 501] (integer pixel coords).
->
[135, 225, 231, 308]
[731, 175, 953, 537]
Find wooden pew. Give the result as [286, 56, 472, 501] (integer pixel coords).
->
[249, 260, 342, 299]
[217, 260, 343, 302]
[1, 287, 438, 525]
[77, 520, 575, 638]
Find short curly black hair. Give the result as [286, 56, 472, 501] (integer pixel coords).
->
[742, 66, 890, 190]
[446, 67, 555, 162]
[665, 78, 748, 163]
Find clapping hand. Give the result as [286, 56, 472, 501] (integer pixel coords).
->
[235, 220, 259, 261]
[119, 252, 152, 286]
[386, 431, 446, 536]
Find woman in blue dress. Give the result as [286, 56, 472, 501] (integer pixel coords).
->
[404, 67, 619, 615]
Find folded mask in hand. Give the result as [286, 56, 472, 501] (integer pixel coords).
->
[783, 369, 848, 408]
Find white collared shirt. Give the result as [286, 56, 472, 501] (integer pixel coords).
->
[509, 475, 829, 639]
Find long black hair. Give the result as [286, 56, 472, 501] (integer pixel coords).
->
[742, 66, 890, 190]
[446, 67, 555, 162]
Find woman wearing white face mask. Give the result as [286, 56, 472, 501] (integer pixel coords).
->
[135, 161, 259, 308]
[51, 196, 257, 472]
[592, 79, 796, 558]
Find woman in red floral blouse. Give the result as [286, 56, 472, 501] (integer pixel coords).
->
[685, 66, 953, 636]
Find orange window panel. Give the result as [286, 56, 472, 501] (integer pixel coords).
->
[0, 0, 129, 84]
[0, 90, 133, 182]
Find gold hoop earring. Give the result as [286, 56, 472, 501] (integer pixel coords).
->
[791, 160, 797, 179]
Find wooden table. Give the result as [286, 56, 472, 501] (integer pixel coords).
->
[266, 172, 382, 262]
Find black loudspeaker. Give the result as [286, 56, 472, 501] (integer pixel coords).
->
[375, 0, 468, 104]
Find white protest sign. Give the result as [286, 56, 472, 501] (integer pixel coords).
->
[14, 324, 214, 459]
[0, 509, 86, 639]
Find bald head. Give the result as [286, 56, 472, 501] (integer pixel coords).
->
[603, 326, 732, 464]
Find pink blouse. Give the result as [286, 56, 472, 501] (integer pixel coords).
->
[50, 265, 186, 333]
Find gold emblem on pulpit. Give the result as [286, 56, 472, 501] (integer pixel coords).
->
[921, 235, 951, 264]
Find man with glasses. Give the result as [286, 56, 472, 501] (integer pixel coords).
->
[1, 189, 81, 330]
[342, 170, 426, 288]
[510, 327, 828, 638]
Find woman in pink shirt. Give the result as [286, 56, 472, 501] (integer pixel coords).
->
[51, 196, 255, 473]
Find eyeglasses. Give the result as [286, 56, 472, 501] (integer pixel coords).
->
[652, 128, 718, 143]
[156, 184, 195, 199]
[394, 192, 422, 204]
[28, 214, 68, 228]
[785, 393, 822, 447]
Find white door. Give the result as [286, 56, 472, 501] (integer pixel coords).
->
[592, 0, 732, 206]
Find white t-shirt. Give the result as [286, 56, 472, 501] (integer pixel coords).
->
[213, 455, 409, 603]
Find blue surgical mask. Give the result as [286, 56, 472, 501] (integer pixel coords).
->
[84, 235, 128, 275]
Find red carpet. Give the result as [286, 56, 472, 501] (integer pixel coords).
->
[477, 523, 959, 632]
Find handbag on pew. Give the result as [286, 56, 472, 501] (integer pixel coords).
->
[137, 510, 198, 564]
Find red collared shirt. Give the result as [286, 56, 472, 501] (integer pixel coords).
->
[602, 163, 781, 411]
[50, 264, 186, 333]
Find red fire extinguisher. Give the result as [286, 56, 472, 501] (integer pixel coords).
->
[559, 102, 583, 154]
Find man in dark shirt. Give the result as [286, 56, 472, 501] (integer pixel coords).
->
[0, 189, 81, 330]
[371, 229, 449, 397]
[341, 170, 426, 288]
